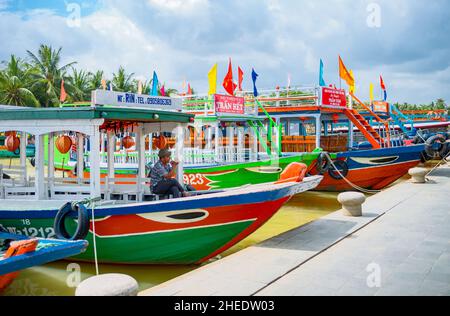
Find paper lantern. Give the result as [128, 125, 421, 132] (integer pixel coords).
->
[153, 135, 168, 150]
[5, 135, 20, 153]
[55, 135, 73, 154]
[123, 136, 135, 149]
[332, 114, 340, 124]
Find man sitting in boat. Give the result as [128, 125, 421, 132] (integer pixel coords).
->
[150, 149, 188, 198]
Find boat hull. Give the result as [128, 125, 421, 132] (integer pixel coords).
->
[0, 176, 322, 265]
[315, 145, 424, 192]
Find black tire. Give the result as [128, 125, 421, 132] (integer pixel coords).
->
[328, 160, 349, 180]
[316, 153, 331, 175]
[425, 135, 447, 159]
[54, 202, 90, 241]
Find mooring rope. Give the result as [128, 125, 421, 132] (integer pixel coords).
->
[76, 196, 102, 276]
[426, 150, 450, 178]
[324, 153, 382, 195]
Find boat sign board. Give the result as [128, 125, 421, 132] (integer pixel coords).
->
[321, 87, 347, 107]
[92, 90, 182, 111]
[373, 101, 389, 112]
[214, 94, 245, 115]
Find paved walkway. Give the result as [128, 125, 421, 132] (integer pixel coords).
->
[140, 164, 450, 296]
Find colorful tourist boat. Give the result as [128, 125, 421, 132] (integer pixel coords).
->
[48, 93, 328, 191]
[250, 86, 428, 192]
[0, 91, 323, 264]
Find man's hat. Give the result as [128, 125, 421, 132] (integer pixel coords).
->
[158, 149, 171, 158]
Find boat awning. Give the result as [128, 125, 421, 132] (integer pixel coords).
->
[0, 106, 193, 124]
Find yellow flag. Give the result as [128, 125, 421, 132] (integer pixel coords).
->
[208, 64, 218, 96]
[369, 83, 374, 102]
[349, 70, 355, 94]
[137, 80, 143, 95]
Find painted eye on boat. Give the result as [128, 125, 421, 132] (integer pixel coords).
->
[137, 209, 209, 224]
[167, 212, 207, 220]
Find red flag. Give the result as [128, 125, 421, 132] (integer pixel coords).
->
[380, 75, 386, 90]
[160, 85, 166, 96]
[223, 59, 237, 95]
[238, 66, 244, 91]
[60, 79, 67, 102]
[187, 83, 192, 95]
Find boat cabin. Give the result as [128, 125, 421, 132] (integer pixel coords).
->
[0, 90, 194, 202]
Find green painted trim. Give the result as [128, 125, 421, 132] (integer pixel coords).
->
[0, 107, 193, 123]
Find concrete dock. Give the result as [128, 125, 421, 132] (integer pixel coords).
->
[140, 163, 450, 296]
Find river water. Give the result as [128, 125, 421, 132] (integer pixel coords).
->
[0, 158, 340, 296]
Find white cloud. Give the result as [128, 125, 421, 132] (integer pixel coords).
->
[0, 0, 449, 103]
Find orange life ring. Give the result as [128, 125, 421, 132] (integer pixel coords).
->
[275, 163, 308, 184]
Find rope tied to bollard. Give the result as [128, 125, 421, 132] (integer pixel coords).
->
[323, 153, 381, 195]
[425, 151, 450, 179]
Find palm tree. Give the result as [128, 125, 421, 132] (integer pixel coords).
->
[27, 45, 76, 107]
[89, 70, 105, 91]
[112, 66, 134, 92]
[0, 72, 40, 107]
[0, 55, 39, 107]
[68, 67, 90, 102]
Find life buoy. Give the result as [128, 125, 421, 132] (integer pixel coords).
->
[54, 202, 90, 241]
[328, 160, 349, 180]
[425, 135, 447, 159]
[276, 163, 308, 184]
[316, 152, 331, 175]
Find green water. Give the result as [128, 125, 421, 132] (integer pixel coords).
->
[0, 158, 341, 296]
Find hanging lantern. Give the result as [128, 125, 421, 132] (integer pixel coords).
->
[55, 135, 73, 154]
[123, 136, 135, 149]
[5, 135, 20, 153]
[154, 135, 168, 150]
[332, 114, 340, 124]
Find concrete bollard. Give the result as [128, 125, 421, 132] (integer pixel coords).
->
[75, 274, 139, 296]
[408, 168, 428, 184]
[338, 192, 366, 217]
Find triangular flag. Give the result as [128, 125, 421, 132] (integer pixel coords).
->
[369, 83, 374, 103]
[160, 85, 166, 97]
[287, 73, 291, 89]
[238, 66, 244, 91]
[380, 75, 386, 90]
[319, 59, 326, 87]
[109, 82, 113, 91]
[383, 90, 387, 102]
[251, 68, 259, 97]
[208, 64, 218, 96]
[151, 71, 159, 96]
[60, 79, 67, 102]
[187, 83, 192, 95]
[223, 58, 237, 96]
[338, 56, 354, 87]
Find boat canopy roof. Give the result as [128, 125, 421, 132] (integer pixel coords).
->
[0, 105, 193, 124]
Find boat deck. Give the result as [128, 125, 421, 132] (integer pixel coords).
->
[140, 163, 450, 296]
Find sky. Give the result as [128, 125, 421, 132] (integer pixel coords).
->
[0, 0, 449, 104]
